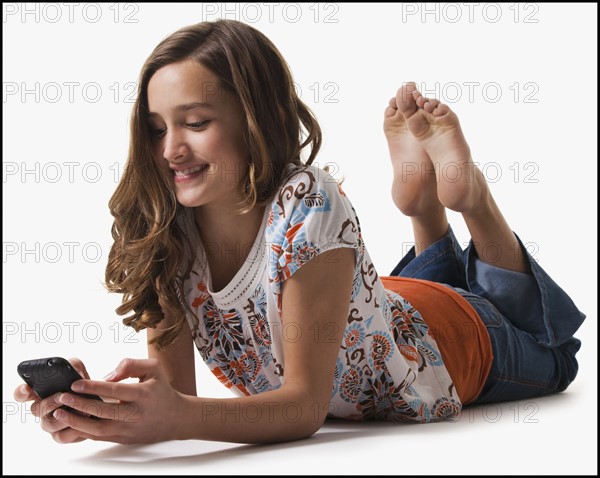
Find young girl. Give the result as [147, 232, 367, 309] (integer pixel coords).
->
[15, 19, 585, 445]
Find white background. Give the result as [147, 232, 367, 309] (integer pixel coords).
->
[3, 2, 597, 475]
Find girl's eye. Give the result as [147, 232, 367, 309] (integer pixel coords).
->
[153, 127, 167, 139]
[150, 121, 210, 140]
[187, 120, 210, 129]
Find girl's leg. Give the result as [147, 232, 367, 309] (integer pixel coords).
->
[384, 96, 448, 255]
[385, 83, 585, 400]
[463, 291, 581, 404]
[385, 93, 467, 287]
[389, 83, 585, 349]
[393, 82, 529, 273]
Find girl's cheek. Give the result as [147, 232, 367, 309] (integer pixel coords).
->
[152, 150, 167, 168]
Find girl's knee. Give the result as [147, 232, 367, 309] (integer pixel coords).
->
[555, 338, 581, 392]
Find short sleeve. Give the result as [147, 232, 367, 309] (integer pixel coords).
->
[266, 165, 364, 303]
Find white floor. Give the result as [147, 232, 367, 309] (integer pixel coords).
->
[3, 376, 597, 475]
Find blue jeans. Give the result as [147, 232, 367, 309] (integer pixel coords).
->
[390, 226, 586, 404]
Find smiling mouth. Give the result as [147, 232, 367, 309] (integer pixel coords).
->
[173, 164, 209, 177]
[172, 164, 211, 183]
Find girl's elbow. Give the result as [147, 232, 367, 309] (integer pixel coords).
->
[295, 405, 326, 440]
[272, 409, 325, 444]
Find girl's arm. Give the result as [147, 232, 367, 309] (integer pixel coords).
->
[147, 312, 197, 397]
[178, 246, 356, 443]
[52, 247, 355, 444]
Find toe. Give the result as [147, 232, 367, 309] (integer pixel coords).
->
[423, 99, 440, 113]
[431, 102, 450, 117]
[385, 95, 403, 117]
[395, 82, 419, 118]
[384, 97, 399, 117]
[413, 89, 426, 106]
[384, 105, 397, 118]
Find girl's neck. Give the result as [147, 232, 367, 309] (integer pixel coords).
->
[193, 202, 266, 253]
[193, 202, 266, 292]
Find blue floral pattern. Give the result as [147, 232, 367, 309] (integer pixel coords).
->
[182, 164, 460, 421]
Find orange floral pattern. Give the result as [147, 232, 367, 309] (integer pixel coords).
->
[181, 164, 461, 421]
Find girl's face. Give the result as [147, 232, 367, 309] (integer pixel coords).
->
[147, 60, 249, 208]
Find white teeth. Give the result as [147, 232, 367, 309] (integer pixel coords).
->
[174, 165, 206, 176]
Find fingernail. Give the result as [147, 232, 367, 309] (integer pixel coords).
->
[103, 370, 116, 381]
[19, 384, 28, 395]
[53, 409, 64, 421]
[59, 393, 74, 404]
[70, 381, 84, 392]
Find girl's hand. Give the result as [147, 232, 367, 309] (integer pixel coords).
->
[50, 358, 188, 445]
[13, 358, 90, 444]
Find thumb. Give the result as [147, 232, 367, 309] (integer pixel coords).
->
[68, 357, 90, 379]
[104, 358, 161, 383]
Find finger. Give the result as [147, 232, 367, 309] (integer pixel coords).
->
[58, 393, 140, 422]
[58, 430, 132, 445]
[41, 410, 71, 433]
[70, 379, 142, 403]
[68, 357, 90, 380]
[14, 383, 37, 402]
[105, 358, 161, 383]
[30, 394, 64, 418]
[53, 407, 121, 438]
[52, 428, 88, 444]
[388, 97, 398, 109]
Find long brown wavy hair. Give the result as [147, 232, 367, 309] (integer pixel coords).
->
[105, 20, 322, 349]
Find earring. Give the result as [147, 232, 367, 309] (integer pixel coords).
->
[248, 161, 256, 187]
[247, 161, 257, 206]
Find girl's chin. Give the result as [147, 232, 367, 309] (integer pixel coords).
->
[175, 193, 209, 208]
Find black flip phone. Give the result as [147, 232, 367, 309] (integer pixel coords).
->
[17, 357, 101, 401]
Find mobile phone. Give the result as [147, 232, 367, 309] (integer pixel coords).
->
[17, 357, 101, 401]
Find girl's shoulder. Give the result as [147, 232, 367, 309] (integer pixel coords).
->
[275, 162, 347, 206]
[280, 162, 338, 186]
[268, 161, 357, 240]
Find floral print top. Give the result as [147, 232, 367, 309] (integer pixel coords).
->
[179, 164, 461, 422]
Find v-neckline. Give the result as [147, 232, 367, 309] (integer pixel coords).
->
[189, 205, 270, 302]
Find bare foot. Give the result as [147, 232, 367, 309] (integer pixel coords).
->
[384, 91, 442, 218]
[394, 82, 487, 213]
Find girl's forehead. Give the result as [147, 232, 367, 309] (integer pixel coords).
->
[147, 61, 226, 110]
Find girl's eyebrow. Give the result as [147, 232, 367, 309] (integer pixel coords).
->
[177, 101, 215, 111]
[147, 102, 214, 117]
